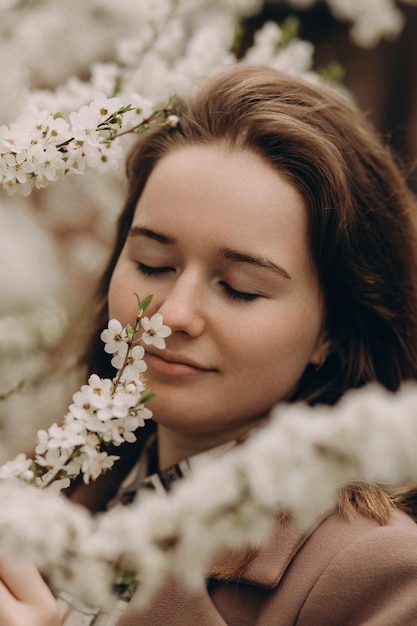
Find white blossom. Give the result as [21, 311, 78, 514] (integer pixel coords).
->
[45, 422, 86, 450]
[141, 313, 172, 349]
[25, 143, 66, 185]
[69, 106, 102, 147]
[79, 448, 120, 483]
[101, 319, 128, 354]
[0, 453, 33, 481]
[0, 117, 35, 154]
[111, 344, 147, 373]
[121, 94, 154, 130]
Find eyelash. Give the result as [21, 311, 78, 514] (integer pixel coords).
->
[219, 282, 259, 302]
[136, 263, 259, 303]
[136, 262, 172, 276]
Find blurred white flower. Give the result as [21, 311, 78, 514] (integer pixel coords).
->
[0, 453, 33, 480]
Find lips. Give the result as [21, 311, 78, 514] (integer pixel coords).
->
[145, 349, 216, 375]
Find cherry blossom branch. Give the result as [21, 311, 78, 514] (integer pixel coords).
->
[0, 294, 171, 492]
[0, 94, 178, 197]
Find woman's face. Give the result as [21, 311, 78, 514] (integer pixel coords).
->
[109, 144, 326, 445]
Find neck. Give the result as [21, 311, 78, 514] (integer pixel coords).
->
[156, 426, 220, 470]
[156, 421, 265, 471]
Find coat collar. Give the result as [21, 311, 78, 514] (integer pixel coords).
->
[237, 516, 323, 589]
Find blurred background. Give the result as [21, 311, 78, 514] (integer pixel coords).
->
[1, 0, 416, 460]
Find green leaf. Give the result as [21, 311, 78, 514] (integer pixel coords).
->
[135, 292, 153, 315]
[139, 388, 156, 404]
[118, 104, 133, 114]
[125, 322, 134, 339]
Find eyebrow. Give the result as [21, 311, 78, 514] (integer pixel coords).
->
[129, 225, 175, 245]
[128, 225, 291, 279]
[217, 247, 291, 279]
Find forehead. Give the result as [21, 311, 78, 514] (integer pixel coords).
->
[132, 144, 313, 273]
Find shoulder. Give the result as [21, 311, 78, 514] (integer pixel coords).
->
[284, 509, 417, 625]
[311, 507, 417, 581]
[302, 506, 417, 562]
[241, 507, 417, 588]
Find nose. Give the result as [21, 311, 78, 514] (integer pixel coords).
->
[156, 270, 206, 338]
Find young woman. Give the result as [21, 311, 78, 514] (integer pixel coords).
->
[3, 64, 417, 624]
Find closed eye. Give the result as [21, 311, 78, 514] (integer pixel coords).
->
[220, 281, 259, 302]
[136, 264, 258, 301]
[136, 262, 173, 276]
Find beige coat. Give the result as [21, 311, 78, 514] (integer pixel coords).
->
[117, 508, 417, 625]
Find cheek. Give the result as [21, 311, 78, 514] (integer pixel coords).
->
[108, 265, 138, 324]
[247, 312, 322, 381]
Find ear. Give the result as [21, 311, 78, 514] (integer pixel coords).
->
[309, 336, 333, 370]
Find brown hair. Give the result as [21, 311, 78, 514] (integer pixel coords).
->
[80, 66, 417, 523]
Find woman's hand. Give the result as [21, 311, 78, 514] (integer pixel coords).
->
[0, 556, 60, 625]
